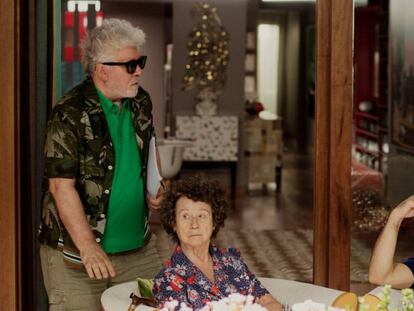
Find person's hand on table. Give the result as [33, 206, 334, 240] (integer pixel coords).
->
[79, 241, 116, 279]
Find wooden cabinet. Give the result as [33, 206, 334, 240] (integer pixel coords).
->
[353, 2, 389, 171]
[244, 117, 283, 191]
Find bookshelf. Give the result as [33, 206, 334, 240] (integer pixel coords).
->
[354, 1, 389, 171]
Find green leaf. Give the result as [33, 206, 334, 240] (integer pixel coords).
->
[137, 277, 154, 299]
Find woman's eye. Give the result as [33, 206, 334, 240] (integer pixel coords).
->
[182, 214, 190, 219]
[199, 214, 207, 219]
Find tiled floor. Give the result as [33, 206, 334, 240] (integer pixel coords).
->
[151, 152, 413, 296]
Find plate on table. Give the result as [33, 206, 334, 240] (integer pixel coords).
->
[101, 281, 155, 311]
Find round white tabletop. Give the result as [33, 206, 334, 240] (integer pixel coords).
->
[101, 281, 153, 311]
[101, 277, 344, 311]
[369, 286, 403, 310]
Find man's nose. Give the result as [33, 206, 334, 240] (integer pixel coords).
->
[133, 66, 142, 76]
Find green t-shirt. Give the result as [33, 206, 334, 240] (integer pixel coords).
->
[97, 88, 146, 253]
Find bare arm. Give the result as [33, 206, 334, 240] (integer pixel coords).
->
[368, 195, 414, 288]
[49, 178, 116, 279]
[256, 294, 283, 311]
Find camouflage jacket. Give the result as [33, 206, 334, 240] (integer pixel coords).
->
[38, 78, 155, 265]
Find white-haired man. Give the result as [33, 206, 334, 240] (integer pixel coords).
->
[39, 18, 163, 310]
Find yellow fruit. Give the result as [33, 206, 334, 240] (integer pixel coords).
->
[332, 292, 358, 311]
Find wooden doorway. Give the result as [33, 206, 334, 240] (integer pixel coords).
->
[313, 0, 353, 291]
[0, 0, 354, 309]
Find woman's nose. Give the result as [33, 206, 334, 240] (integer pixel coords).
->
[190, 216, 199, 228]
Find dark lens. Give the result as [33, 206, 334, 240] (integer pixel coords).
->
[126, 60, 138, 74]
[138, 56, 147, 69]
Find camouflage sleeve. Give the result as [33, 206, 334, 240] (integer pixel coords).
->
[140, 87, 155, 136]
[44, 104, 80, 178]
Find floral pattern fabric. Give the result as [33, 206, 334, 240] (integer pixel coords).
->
[38, 77, 154, 263]
[153, 245, 269, 310]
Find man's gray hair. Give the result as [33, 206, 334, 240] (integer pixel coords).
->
[81, 18, 146, 75]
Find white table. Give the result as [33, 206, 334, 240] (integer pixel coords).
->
[101, 281, 152, 311]
[259, 277, 343, 306]
[369, 286, 403, 310]
[101, 278, 344, 311]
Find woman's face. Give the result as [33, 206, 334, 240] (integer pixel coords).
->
[174, 196, 215, 249]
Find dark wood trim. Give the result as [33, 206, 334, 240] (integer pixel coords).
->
[313, 0, 353, 290]
[0, 0, 21, 310]
[20, 1, 42, 309]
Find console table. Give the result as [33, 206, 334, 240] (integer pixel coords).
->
[176, 115, 239, 198]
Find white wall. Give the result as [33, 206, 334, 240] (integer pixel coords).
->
[171, 0, 247, 117]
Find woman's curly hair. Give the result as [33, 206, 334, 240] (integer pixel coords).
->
[160, 174, 228, 244]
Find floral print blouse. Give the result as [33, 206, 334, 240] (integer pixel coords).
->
[153, 245, 269, 310]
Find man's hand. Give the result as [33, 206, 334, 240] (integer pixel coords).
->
[147, 180, 170, 210]
[147, 194, 163, 210]
[49, 177, 117, 279]
[80, 241, 116, 279]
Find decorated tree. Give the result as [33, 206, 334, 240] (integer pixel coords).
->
[182, 2, 230, 115]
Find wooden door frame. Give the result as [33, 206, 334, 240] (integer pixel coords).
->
[313, 0, 353, 290]
[0, 0, 354, 309]
[0, 0, 21, 310]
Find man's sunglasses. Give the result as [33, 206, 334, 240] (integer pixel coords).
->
[102, 56, 147, 74]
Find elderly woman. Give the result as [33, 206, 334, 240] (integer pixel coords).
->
[153, 175, 282, 310]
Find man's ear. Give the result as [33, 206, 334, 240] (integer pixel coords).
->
[94, 63, 108, 81]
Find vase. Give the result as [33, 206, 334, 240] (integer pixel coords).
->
[195, 88, 218, 116]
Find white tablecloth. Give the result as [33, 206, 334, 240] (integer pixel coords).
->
[369, 286, 403, 310]
[101, 277, 344, 311]
[259, 277, 343, 306]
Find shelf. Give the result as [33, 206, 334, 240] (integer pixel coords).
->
[355, 145, 380, 156]
[356, 128, 379, 139]
[354, 3, 388, 173]
[355, 111, 379, 121]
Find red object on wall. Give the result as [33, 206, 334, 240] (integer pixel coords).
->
[64, 11, 74, 28]
[63, 9, 105, 62]
[64, 47, 75, 62]
[78, 12, 87, 60]
[354, 7, 379, 107]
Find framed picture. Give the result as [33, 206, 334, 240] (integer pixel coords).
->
[390, 0, 414, 153]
